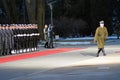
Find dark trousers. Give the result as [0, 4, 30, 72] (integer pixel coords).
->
[48, 37, 54, 48]
[97, 48, 106, 56]
[0, 49, 2, 56]
[44, 42, 48, 48]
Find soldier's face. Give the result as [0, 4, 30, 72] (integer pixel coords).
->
[100, 23, 104, 28]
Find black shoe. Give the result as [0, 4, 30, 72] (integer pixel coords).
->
[9, 53, 12, 55]
[103, 54, 106, 56]
[44, 45, 48, 48]
[96, 55, 99, 57]
[44, 46, 46, 48]
[47, 46, 50, 48]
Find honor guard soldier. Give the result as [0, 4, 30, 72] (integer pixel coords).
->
[6, 24, 14, 55]
[94, 21, 108, 57]
[2, 24, 8, 55]
[0, 25, 3, 56]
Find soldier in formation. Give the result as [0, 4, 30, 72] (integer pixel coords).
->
[0, 24, 40, 56]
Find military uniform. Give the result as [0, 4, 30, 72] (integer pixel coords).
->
[6, 27, 14, 55]
[29, 26, 33, 51]
[0, 27, 5, 55]
[33, 26, 39, 50]
[94, 21, 108, 57]
[12, 25, 18, 53]
[32, 26, 36, 50]
[2, 26, 8, 55]
[0, 24, 40, 56]
[0, 27, 3, 56]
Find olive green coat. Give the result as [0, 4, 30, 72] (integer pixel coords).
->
[94, 26, 108, 48]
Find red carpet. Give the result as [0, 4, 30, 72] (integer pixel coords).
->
[116, 51, 120, 53]
[0, 48, 82, 64]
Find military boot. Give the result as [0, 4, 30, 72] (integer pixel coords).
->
[96, 48, 102, 57]
[102, 48, 106, 56]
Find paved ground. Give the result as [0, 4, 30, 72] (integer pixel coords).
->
[0, 39, 120, 80]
